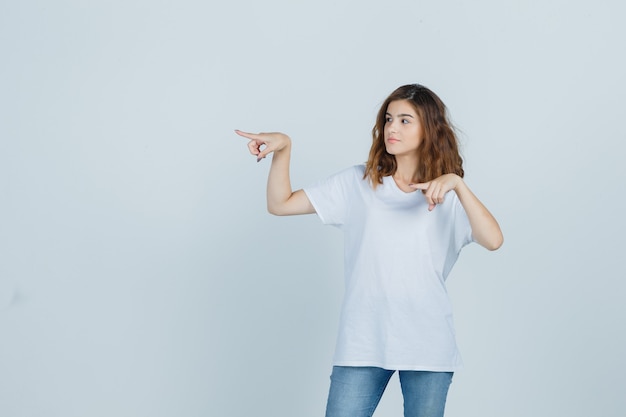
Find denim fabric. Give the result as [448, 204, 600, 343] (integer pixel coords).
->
[324, 366, 453, 417]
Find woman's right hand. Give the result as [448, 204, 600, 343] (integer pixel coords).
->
[235, 130, 291, 162]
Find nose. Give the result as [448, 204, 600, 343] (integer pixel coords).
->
[387, 119, 398, 134]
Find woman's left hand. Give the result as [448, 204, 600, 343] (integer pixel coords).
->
[410, 174, 462, 211]
[412, 173, 503, 250]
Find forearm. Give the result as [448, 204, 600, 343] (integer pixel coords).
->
[236, 130, 314, 216]
[266, 140, 294, 215]
[454, 180, 504, 250]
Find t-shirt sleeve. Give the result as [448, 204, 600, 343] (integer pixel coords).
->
[452, 193, 475, 253]
[303, 166, 359, 227]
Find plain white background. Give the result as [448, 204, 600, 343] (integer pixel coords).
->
[1, 0, 625, 416]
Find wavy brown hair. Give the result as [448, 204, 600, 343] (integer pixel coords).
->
[364, 84, 464, 188]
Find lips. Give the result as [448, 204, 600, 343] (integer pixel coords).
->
[387, 138, 400, 144]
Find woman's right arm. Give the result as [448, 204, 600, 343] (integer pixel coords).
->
[235, 130, 315, 216]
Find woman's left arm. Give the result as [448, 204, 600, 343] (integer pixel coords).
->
[411, 174, 504, 251]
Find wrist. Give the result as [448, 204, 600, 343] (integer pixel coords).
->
[453, 175, 465, 191]
[277, 136, 292, 152]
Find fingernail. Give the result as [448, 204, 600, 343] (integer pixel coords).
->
[256, 157, 261, 162]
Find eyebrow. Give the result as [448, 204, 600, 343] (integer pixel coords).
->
[386, 112, 415, 119]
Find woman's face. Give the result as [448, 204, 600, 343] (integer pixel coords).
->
[383, 100, 423, 157]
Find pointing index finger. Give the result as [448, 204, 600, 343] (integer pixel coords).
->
[410, 182, 430, 191]
[234, 129, 261, 141]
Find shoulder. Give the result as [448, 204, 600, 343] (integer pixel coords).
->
[347, 164, 366, 181]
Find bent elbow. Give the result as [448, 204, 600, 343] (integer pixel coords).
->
[267, 203, 287, 216]
[486, 234, 504, 251]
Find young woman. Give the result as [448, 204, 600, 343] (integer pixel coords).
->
[236, 84, 503, 417]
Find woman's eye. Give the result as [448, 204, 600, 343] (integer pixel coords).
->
[385, 117, 392, 123]
[402, 119, 409, 124]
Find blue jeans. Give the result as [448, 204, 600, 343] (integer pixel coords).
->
[325, 366, 453, 417]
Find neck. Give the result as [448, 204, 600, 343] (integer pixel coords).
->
[393, 156, 419, 184]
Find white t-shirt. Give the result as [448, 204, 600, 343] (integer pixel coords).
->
[304, 165, 474, 371]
